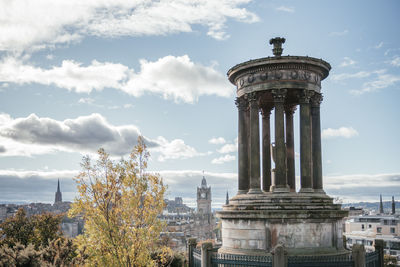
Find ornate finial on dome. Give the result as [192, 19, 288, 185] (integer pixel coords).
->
[269, 37, 286, 57]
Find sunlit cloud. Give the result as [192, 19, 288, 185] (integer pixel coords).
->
[322, 127, 359, 139]
[0, 55, 233, 103]
[0, 0, 258, 52]
[211, 154, 235, 164]
[275, 6, 295, 13]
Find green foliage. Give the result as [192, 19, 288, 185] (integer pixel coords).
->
[0, 243, 42, 267]
[384, 254, 397, 267]
[0, 208, 81, 266]
[0, 208, 34, 247]
[69, 136, 169, 266]
[0, 208, 63, 249]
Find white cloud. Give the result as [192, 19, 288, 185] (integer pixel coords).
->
[322, 127, 359, 139]
[78, 97, 95, 104]
[324, 173, 400, 203]
[123, 104, 133, 109]
[0, 0, 258, 52]
[121, 55, 233, 103]
[389, 56, 400, 67]
[211, 154, 235, 164]
[0, 113, 206, 161]
[275, 6, 295, 13]
[217, 138, 238, 153]
[0, 55, 233, 103]
[340, 57, 356, 67]
[351, 73, 400, 95]
[154, 136, 211, 162]
[330, 70, 384, 81]
[331, 69, 400, 94]
[1, 168, 399, 207]
[209, 137, 226, 145]
[374, 42, 384, 49]
[329, 30, 349, 36]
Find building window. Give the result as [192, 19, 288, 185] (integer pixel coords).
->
[369, 224, 372, 228]
[367, 241, 373, 246]
[347, 238, 352, 244]
[390, 227, 395, 234]
[362, 224, 365, 230]
[377, 227, 382, 233]
[384, 220, 388, 225]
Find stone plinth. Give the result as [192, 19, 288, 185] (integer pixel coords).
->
[217, 193, 348, 256]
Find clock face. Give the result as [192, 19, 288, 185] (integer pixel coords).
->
[201, 192, 206, 198]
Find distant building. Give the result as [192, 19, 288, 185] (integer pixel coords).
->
[160, 175, 217, 251]
[54, 179, 62, 204]
[344, 196, 400, 264]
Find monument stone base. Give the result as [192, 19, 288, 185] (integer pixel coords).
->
[217, 192, 348, 256]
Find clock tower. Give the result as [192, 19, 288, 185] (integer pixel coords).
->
[197, 175, 211, 214]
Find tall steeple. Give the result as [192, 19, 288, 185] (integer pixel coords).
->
[54, 179, 62, 204]
[392, 196, 396, 215]
[379, 194, 384, 214]
[225, 191, 229, 205]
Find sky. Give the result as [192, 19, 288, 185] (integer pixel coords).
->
[0, 0, 399, 208]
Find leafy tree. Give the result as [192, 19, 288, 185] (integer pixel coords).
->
[0, 242, 41, 267]
[0, 208, 34, 247]
[69, 137, 169, 266]
[0, 208, 63, 249]
[32, 212, 63, 248]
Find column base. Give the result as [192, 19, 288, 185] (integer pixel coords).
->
[313, 189, 325, 194]
[299, 188, 314, 193]
[237, 189, 249, 195]
[270, 185, 290, 193]
[248, 188, 263, 194]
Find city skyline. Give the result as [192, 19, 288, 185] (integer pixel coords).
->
[0, 0, 399, 207]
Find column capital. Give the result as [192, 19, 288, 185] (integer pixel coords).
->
[247, 92, 258, 103]
[235, 97, 248, 111]
[284, 104, 297, 115]
[311, 93, 323, 107]
[298, 90, 314, 104]
[271, 89, 287, 103]
[260, 105, 273, 117]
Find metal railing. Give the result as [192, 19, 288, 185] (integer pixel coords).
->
[365, 251, 380, 267]
[287, 254, 354, 267]
[211, 253, 272, 267]
[193, 247, 201, 267]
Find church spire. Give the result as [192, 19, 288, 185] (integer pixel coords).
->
[54, 179, 62, 204]
[225, 191, 229, 205]
[379, 194, 384, 214]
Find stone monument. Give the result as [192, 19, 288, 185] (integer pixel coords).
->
[217, 37, 348, 256]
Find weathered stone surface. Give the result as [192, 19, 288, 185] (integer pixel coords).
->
[218, 38, 347, 258]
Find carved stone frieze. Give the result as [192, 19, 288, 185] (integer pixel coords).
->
[236, 69, 321, 90]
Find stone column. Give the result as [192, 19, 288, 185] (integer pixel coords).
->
[285, 105, 296, 192]
[311, 93, 324, 193]
[247, 92, 262, 194]
[188, 238, 197, 267]
[261, 105, 273, 192]
[271, 89, 289, 193]
[299, 90, 314, 193]
[235, 97, 250, 194]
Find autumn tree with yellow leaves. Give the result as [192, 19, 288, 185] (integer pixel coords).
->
[69, 137, 169, 266]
